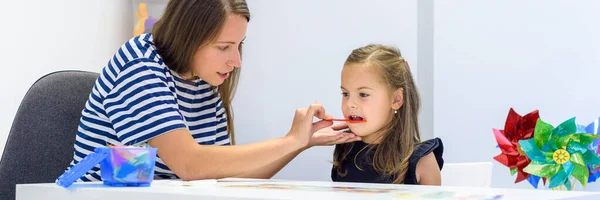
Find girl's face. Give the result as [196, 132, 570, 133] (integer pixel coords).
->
[341, 64, 401, 144]
[192, 14, 247, 86]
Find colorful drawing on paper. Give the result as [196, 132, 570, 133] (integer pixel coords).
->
[225, 184, 403, 194]
[393, 191, 503, 200]
[225, 183, 503, 199]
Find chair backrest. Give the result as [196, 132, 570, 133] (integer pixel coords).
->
[441, 162, 493, 187]
[0, 70, 99, 200]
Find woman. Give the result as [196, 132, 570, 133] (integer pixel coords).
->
[67, 0, 359, 181]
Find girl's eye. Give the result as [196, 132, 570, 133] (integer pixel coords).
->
[218, 46, 230, 51]
[341, 92, 349, 97]
[359, 93, 369, 97]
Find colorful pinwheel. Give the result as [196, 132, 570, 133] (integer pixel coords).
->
[519, 117, 600, 190]
[492, 108, 542, 188]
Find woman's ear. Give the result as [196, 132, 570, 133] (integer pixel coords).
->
[391, 88, 404, 110]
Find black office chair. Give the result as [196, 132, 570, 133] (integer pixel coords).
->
[0, 70, 99, 200]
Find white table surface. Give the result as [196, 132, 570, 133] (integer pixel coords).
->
[16, 178, 600, 200]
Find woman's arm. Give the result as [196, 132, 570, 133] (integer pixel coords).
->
[232, 147, 307, 179]
[149, 103, 330, 180]
[150, 128, 302, 180]
[231, 122, 361, 179]
[415, 152, 442, 185]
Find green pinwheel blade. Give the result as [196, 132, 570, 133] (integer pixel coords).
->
[549, 166, 569, 189]
[566, 140, 589, 155]
[553, 135, 571, 150]
[553, 117, 577, 138]
[534, 119, 554, 149]
[570, 133, 600, 146]
[519, 139, 547, 162]
[524, 163, 561, 178]
[570, 161, 589, 187]
[583, 151, 600, 165]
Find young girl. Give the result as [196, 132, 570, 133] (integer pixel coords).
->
[331, 44, 444, 185]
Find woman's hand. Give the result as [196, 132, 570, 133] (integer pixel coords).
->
[286, 102, 334, 148]
[308, 123, 361, 147]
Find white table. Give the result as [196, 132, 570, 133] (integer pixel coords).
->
[16, 178, 600, 200]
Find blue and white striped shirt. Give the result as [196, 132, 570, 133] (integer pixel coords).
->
[67, 33, 230, 181]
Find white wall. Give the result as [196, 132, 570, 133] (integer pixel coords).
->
[0, 0, 132, 156]
[5, 0, 599, 191]
[0, 0, 423, 181]
[417, 0, 434, 142]
[234, 0, 419, 181]
[434, 0, 600, 190]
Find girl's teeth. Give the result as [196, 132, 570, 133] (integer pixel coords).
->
[349, 115, 363, 120]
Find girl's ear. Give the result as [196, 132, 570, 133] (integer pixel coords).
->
[391, 88, 404, 110]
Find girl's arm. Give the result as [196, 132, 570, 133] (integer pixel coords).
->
[415, 152, 442, 185]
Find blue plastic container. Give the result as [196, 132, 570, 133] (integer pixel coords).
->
[57, 147, 157, 188]
[98, 147, 157, 186]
